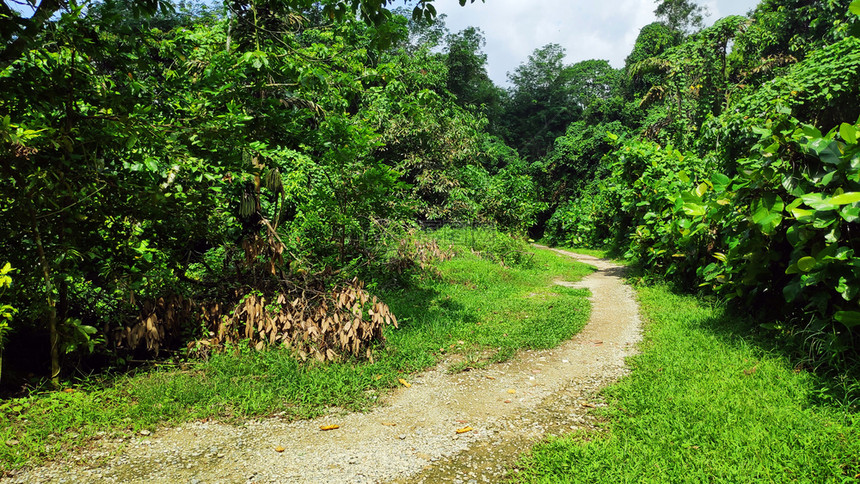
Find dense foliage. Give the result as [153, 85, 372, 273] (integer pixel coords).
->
[3, 0, 860, 390]
[545, 0, 860, 367]
[0, 0, 537, 389]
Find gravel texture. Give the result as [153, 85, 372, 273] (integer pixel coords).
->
[3, 249, 641, 484]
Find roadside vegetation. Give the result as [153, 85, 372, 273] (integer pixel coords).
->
[0, 236, 591, 470]
[3, 0, 860, 480]
[517, 283, 860, 483]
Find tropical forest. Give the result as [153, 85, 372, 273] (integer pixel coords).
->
[1, 0, 860, 481]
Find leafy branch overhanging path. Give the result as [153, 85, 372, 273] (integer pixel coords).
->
[6, 249, 641, 483]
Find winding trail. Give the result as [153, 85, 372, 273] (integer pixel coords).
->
[5, 249, 641, 484]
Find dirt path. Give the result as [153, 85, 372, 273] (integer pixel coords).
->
[5, 248, 641, 484]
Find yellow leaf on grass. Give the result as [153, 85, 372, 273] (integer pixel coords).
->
[507, 389, 516, 394]
[275, 446, 286, 452]
[320, 425, 340, 431]
[455, 426, 473, 434]
[398, 378, 412, 388]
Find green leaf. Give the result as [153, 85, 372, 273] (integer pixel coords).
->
[850, 0, 860, 16]
[828, 192, 860, 205]
[783, 281, 802, 302]
[710, 173, 730, 192]
[797, 256, 816, 272]
[801, 193, 838, 211]
[682, 203, 706, 217]
[840, 123, 858, 144]
[143, 157, 159, 173]
[789, 207, 815, 222]
[751, 193, 784, 233]
[835, 311, 860, 328]
[840, 206, 860, 223]
[819, 142, 843, 165]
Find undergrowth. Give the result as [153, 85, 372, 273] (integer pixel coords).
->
[0, 234, 591, 471]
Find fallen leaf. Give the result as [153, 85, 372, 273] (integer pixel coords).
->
[504, 400, 511, 404]
[398, 378, 412, 388]
[63, 388, 75, 393]
[373, 374, 382, 381]
[275, 446, 286, 452]
[743, 366, 758, 375]
[485, 376, 495, 380]
[531, 370, 541, 374]
[5, 439, 19, 447]
[581, 402, 596, 408]
[139, 429, 151, 436]
[456, 419, 468, 424]
[381, 422, 396, 427]
[507, 389, 516, 394]
[455, 426, 473, 434]
[320, 425, 340, 431]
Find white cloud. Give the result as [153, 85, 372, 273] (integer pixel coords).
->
[431, 0, 760, 87]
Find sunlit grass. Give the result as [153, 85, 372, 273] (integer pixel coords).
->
[0, 240, 592, 470]
[516, 284, 860, 483]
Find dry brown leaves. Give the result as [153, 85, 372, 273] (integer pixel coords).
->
[117, 295, 193, 354]
[388, 233, 454, 273]
[199, 277, 397, 362]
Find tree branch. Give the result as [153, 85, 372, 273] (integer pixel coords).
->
[0, 0, 64, 70]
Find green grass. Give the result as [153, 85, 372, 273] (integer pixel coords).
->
[516, 284, 860, 483]
[0, 242, 592, 471]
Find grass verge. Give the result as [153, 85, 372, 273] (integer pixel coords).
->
[516, 284, 860, 483]
[0, 239, 592, 471]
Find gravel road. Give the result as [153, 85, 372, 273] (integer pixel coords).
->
[3, 248, 641, 484]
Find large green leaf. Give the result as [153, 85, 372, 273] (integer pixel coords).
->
[796, 256, 816, 272]
[801, 193, 839, 211]
[828, 192, 860, 205]
[840, 206, 860, 222]
[750, 193, 784, 234]
[835, 311, 860, 328]
[710, 173, 731, 192]
[783, 281, 803, 302]
[682, 203, 706, 217]
[819, 141, 843, 165]
[840, 123, 858, 144]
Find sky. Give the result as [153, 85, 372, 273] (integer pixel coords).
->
[430, 0, 761, 86]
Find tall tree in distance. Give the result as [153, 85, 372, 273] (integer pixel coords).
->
[502, 43, 579, 160]
[444, 27, 502, 115]
[654, 0, 709, 35]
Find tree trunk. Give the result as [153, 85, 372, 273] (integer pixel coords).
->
[25, 195, 60, 388]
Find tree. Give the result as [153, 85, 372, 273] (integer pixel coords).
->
[654, 0, 709, 35]
[502, 43, 580, 160]
[0, 0, 483, 70]
[567, 59, 619, 109]
[444, 27, 500, 111]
